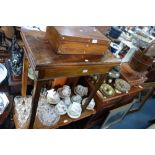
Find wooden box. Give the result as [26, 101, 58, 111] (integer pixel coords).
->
[46, 26, 111, 55]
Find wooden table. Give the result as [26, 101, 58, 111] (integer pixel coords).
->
[19, 28, 121, 129]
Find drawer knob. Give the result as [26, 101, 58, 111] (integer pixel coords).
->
[64, 120, 68, 123]
[83, 69, 88, 73]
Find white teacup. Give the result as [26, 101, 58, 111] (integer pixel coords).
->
[71, 95, 82, 104]
[74, 85, 88, 97]
[62, 87, 71, 97]
[57, 85, 71, 98]
[67, 102, 82, 119]
[47, 89, 60, 104]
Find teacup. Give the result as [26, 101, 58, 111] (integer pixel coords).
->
[74, 85, 88, 97]
[47, 89, 60, 104]
[62, 86, 71, 97]
[63, 97, 72, 107]
[57, 85, 71, 98]
[71, 95, 82, 104]
[67, 102, 82, 119]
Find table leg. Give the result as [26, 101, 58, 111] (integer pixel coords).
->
[130, 88, 154, 113]
[139, 88, 154, 109]
[21, 56, 28, 97]
[82, 74, 107, 110]
[71, 77, 80, 92]
[29, 80, 44, 129]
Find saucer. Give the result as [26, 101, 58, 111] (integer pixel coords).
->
[74, 85, 88, 97]
[71, 95, 82, 104]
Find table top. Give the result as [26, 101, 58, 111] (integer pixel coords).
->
[21, 29, 121, 71]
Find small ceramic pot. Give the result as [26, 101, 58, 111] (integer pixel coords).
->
[71, 95, 82, 104]
[67, 102, 82, 119]
[57, 85, 71, 98]
[62, 85, 71, 97]
[47, 89, 60, 104]
[74, 85, 88, 97]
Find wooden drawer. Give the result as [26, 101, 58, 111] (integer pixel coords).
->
[38, 65, 114, 79]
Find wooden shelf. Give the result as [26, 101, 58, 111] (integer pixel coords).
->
[13, 109, 96, 129]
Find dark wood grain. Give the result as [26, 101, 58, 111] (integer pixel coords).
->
[21, 29, 120, 71]
[21, 55, 29, 96]
[20, 28, 121, 129]
[29, 79, 45, 128]
[34, 109, 96, 129]
[46, 26, 110, 55]
[13, 108, 96, 129]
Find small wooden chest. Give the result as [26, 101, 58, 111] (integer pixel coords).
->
[46, 26, 111, 55]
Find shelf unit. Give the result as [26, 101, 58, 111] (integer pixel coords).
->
[13, 28, 121, 129]
[14, 109, 96, 129]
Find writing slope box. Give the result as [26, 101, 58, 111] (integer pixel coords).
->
[46, 26, 111, 55]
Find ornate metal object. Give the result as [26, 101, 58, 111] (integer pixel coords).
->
[115, 79, 131, 93]
[100, 83, 115, 96]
